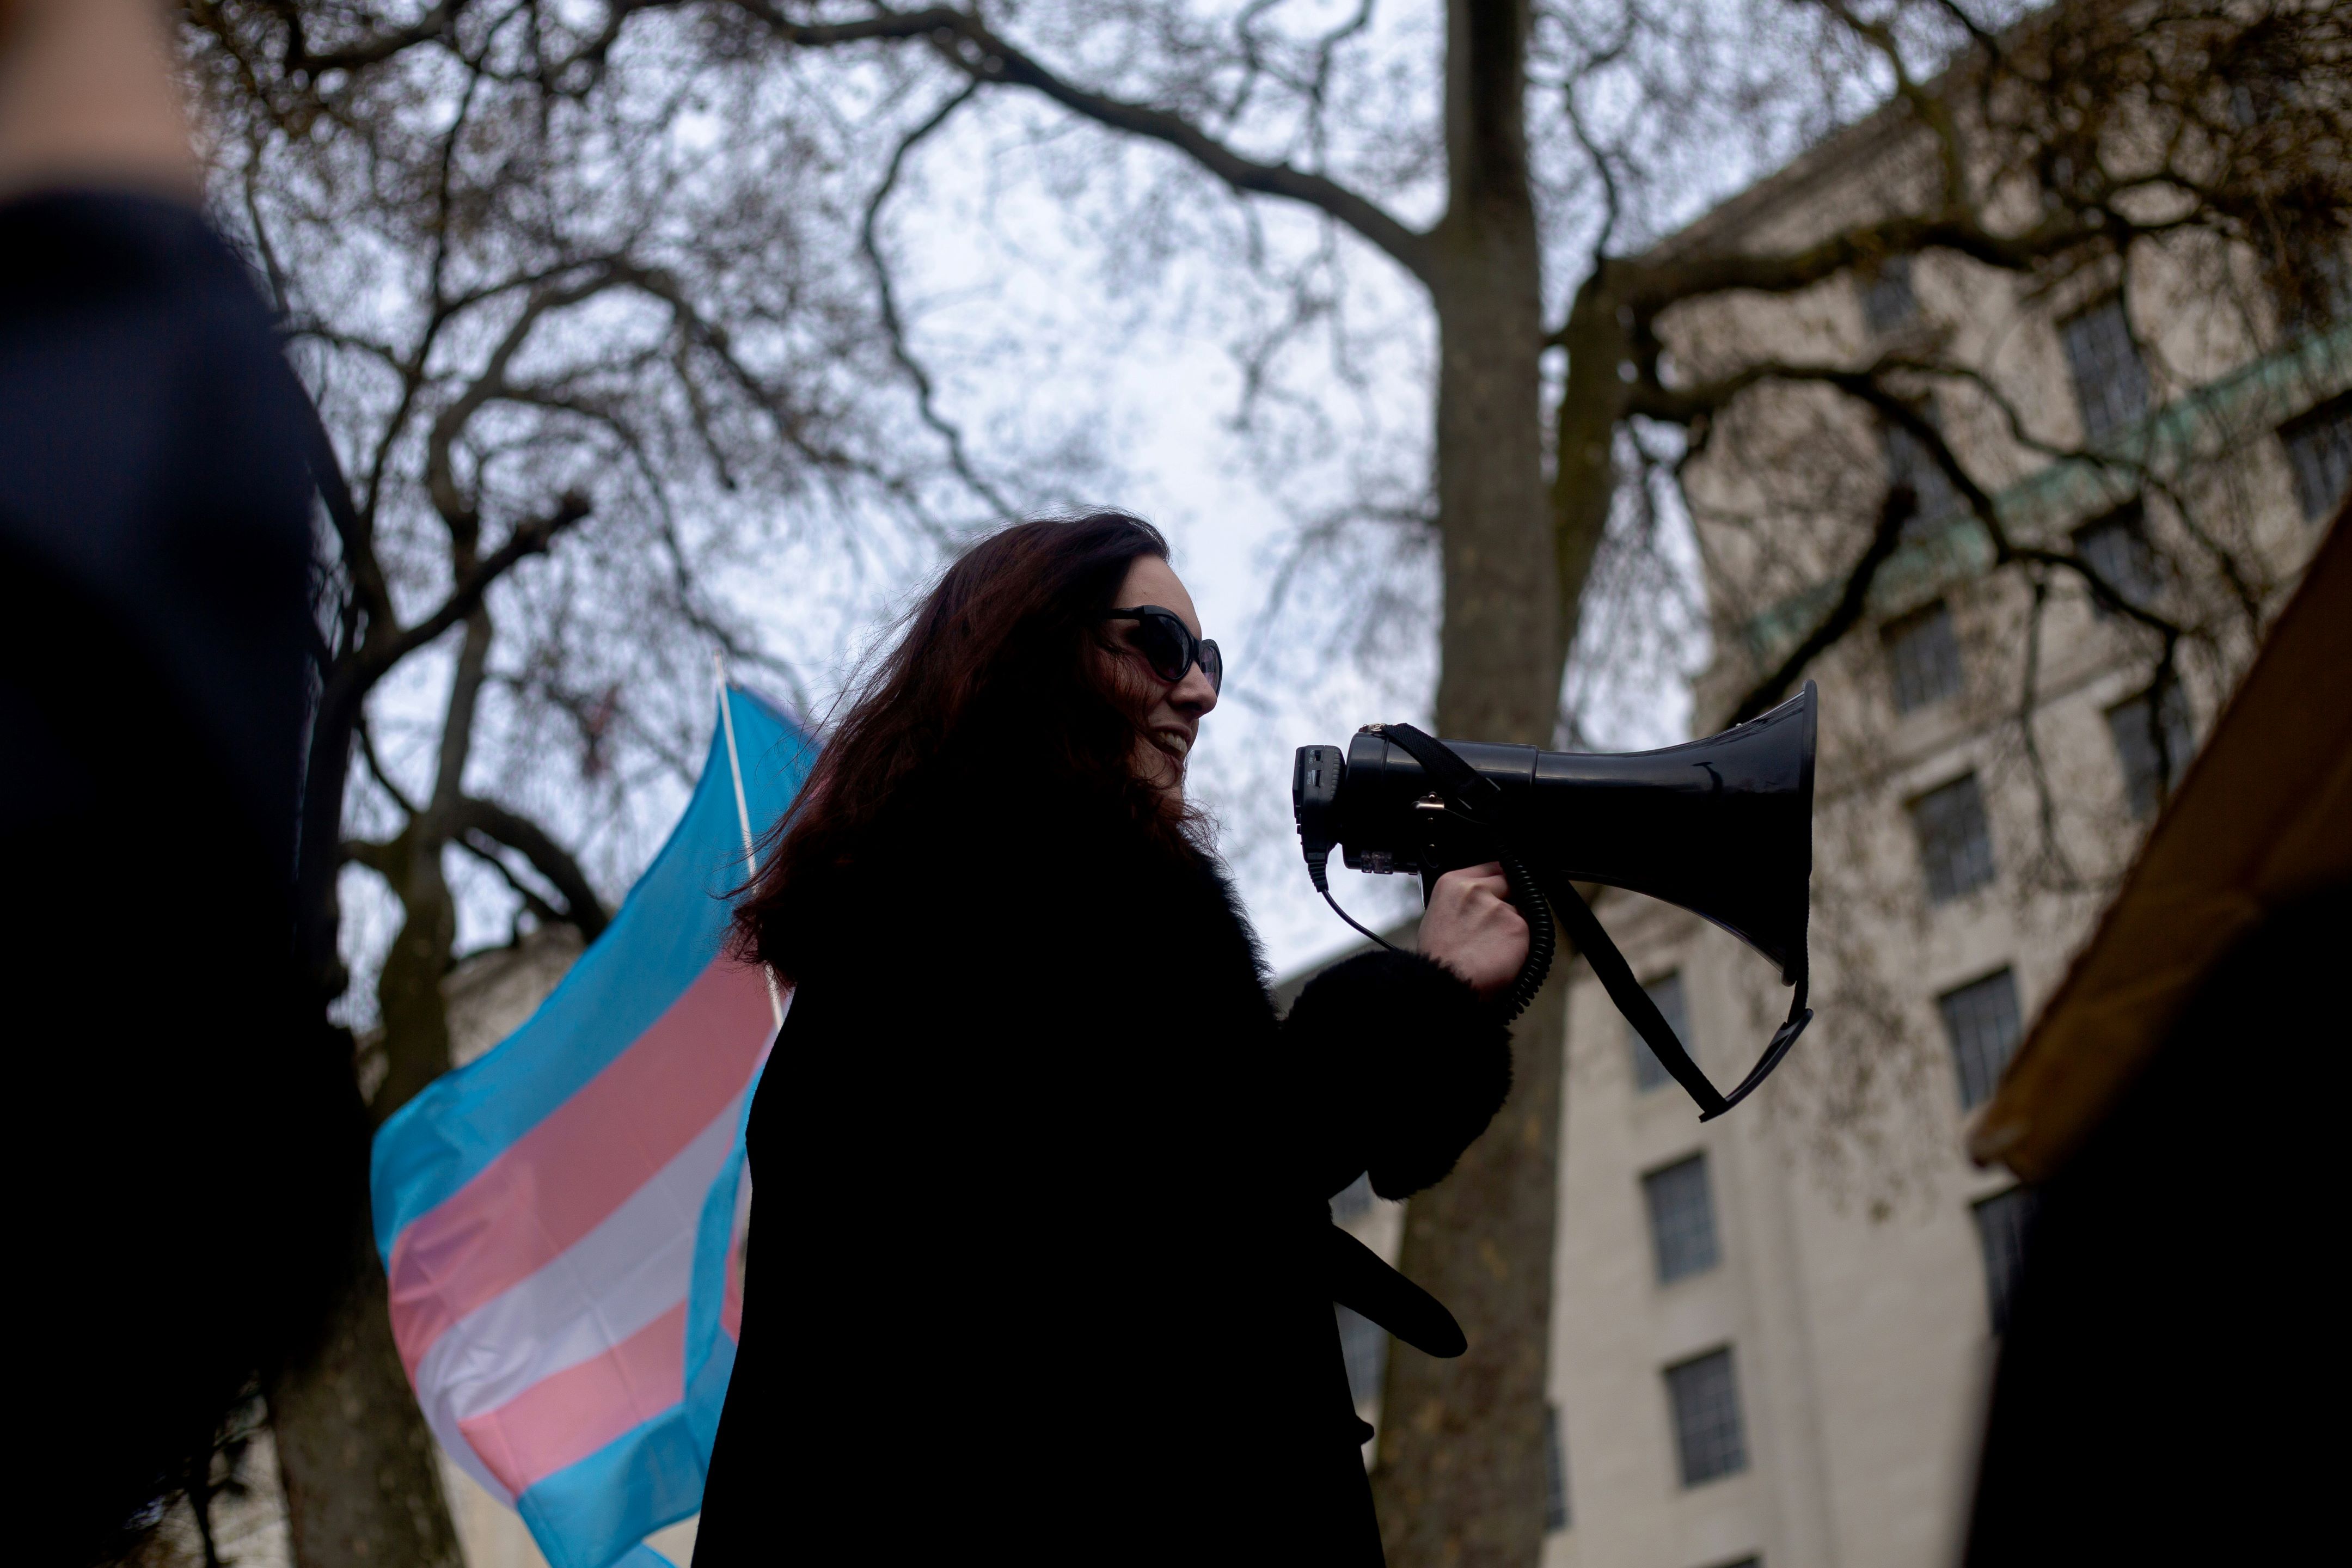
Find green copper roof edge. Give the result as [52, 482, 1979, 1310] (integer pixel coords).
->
[1737, 323, 2352, 665]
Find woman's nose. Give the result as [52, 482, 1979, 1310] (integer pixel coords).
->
[1171, 663, 1218, 715]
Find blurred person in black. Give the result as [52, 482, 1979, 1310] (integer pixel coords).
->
[1963, 886, 2343, 1565]
[2, 0, 352, 1558]
[1961, 498, 2352, 1567]
[696, 516, 1531, 1565]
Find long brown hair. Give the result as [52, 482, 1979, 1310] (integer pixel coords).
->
[733, 511, 1189, 982]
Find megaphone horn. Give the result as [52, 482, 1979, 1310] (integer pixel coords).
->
[1293, 682, 1818, 1120]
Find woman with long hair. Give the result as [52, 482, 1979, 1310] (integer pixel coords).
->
[695, 512, 1527, 1564]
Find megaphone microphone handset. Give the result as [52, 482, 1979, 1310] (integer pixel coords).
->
[1294, 682, 1820, 1120]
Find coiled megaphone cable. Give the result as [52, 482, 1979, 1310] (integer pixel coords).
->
[1490, 848, 1555, 1024]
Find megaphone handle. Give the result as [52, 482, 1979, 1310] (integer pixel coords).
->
[1416, 850, 1555, 1026]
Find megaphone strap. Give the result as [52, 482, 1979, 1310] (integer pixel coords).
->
[1370, 724, 1811, 1122]
[1536, 870, 1732, 1117]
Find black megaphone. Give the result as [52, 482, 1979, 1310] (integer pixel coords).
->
[1291, 683, 1817, 1120]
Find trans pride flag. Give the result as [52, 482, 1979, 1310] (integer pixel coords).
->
[372, 685, 813, 1568]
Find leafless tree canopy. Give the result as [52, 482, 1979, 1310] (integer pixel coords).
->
[191, 1, 1017, 1028]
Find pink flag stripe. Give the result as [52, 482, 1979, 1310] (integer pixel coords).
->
[413, 1100, 739, 1427]
[388, 959, 775, 1375]
[456, 1301, 689, 1498]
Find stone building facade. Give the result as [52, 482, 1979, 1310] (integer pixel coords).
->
[1319, 74, 2348, 1568]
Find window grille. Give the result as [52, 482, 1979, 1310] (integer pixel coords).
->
[1665, 1349, 1748, 1486]
[2072, 504, 2161, 612]
[1627, 970, 1691, 1093]
[1543, 1406, 1571, 1533]
[1939, 969, 2023, 1111]
[2059, 297, 2151, 441]
[1910, 774, 1996, 903]
[1863, 253, 1916, 334]
[2105, 684, 2196, 819]
[1973, 1186, 2040, 1334]
[1643, 1154, 1722, 1283]
[1336, 1304, 1388, 1406]
[1880, 417, 1959, 534]
[2280, 393, 2352, 522]
[1882, 601, 1964, 713]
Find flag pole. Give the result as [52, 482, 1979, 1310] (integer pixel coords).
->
[715, 653, 787, 1029]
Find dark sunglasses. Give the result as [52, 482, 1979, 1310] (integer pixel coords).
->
[1104, 605, 1222, 694]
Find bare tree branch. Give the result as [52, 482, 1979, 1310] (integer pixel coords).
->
[355, 713, 422, 819]
[1728, 484, 1918, 724]
[283, 1, 469, 75]
[353, 492, 593, 688]
[425, 265, 628, 534]
[860, 81, 1012, 518]
[459, 833, 568, 932]
[454, 796, 612, 939]
[732, 1, 1438, 284]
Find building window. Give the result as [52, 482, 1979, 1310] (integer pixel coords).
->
[1939, 969, 2023, 1111]
[2106, 683, 2195, 819]
[1910, 773, 1996, 903]
[1628, 970, 1691, 1093]
[1880, 416, 1961, 534]
[1973, 1186, 2039, 1334]
[1543, 1405, 1571, 1533]
[1863, 253, 1917, 334]
[2280, 392, 2352, 523]
[1665, 1348, 1748, 1486]
[1882, 600, 1964, 712]
[2059, 296, 2151, 442]
[2267, 229, 2351, 336]
[1336, 1304, 1388, 1406]
[1643, 1154, 1722, 1283]
[2072, 503, 2161, 613]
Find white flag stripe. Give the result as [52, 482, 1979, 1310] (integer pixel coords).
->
[414, 1097, 743, 1434]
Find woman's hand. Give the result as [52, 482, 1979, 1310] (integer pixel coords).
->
[1419, 863, 1530, 999]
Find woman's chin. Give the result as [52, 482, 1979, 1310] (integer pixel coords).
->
[1132, 744, 1180, 796]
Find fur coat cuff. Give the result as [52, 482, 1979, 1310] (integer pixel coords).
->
[1285, 949, 1514, 1200]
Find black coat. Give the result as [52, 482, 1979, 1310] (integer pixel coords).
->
[694, 782, 1511, 1564]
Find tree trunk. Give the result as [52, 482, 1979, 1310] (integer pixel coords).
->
[1373, 979, 1565, 1568]
[1551, 272, 1628, 669]
[274, 610, 493, 1567]
[371, 831, 460, 1117]
[271, 1227, 467, 1568]
[1371, 2, 1561, 1564]
[1425, 0, 1555, 749]
[271, 848, 465, 1568]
